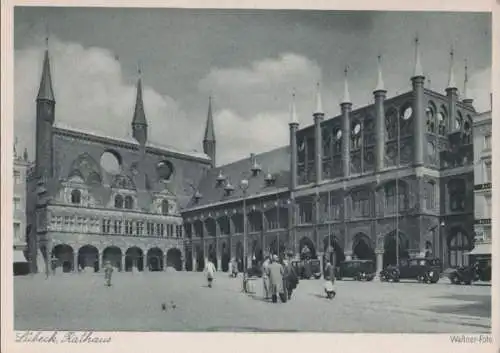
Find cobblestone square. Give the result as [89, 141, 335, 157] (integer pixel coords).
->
[14, 272, 491, 333]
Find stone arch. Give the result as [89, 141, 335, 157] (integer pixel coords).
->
[447, 227, 472, 268]
[193, 220, 204, 238]
[114, 194, 124, 209]
[299, 236, 316, 260]
[231, 213, 244, 234]
[71, 189, 81, 204]
[426, 100, 437, 133]
[323, 234, 345, 267]
[69, 153, 102, 185]
[147, 247, 164, 271]
[166, 248, 182, 271]
[248, 210, 263, 232]
[52, 244, 74, 273]
[78, 245, 99, 272]
[124, 195, 134, 210]
[352, 233, 375, 261]
[102, 246, 122, 271]
[438, 105, 447, 135]
[195, 245, 205, 271]
[220, 241, 230, 272]
[236, 241, 244, 272]
[125, 247, 144, 272]
[207, 243, 217, 270]
[383, 230, 410, 267]
[217, 215, 231, 236]
[204, 218, 217, 237]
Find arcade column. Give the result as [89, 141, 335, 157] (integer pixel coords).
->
[73, 250, 79, 272]
[375, 249, 384, 278]
[121, 255, 125, 272]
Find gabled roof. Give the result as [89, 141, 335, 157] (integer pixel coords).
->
[185, 146, 290, 210]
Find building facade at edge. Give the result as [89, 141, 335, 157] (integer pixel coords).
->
[181, 43, 477, 275]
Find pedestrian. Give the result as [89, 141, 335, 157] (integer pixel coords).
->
[205, 259, 216, 288]
[262, 255, 271, 299]
[231, 258, 238, 278]
[104, 260, 114, 287]
[283, 256, 299, 300]
[323, 260, 336, 299]
[267, 254, 285, 303]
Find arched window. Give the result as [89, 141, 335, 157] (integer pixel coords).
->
[448, 230, 470, 267]
[334, 128, 342, 154]
[448, 179, 466, 212]
[385, 109, 398, 140]
[463, 116, 472, 144]
[71, 189, 81, 204]
[124, 196, 134, 209]
[114, 194, 123, 209]
[426, 104, 435, 133]
[351, 122, 362, 150]
[455, 111, 463, 131]
[438, 106, 447, 136]
[161, 200, 169, 215]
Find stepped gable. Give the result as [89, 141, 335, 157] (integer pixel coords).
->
[186, 146, 290, 209]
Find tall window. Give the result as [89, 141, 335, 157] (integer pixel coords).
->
[13, 197, 20, 210]
[102, 219, 111, 234]
[448, 179, 466, 212]
[114, 195, 123, 208]
[176, 225, 183, 238]
[71, 189, 81, 204]
[162, 200, 169, 215]
[352, 190, 371, 218]
[448, 231, 469, 267]
[426, 106, 435, 133]
[424, 182, 435, 210]
[484, 161, 492, 183]
[125, 221, 133, 235]
[114, 220, 122, 234]
[484, 134, 492, 150]
[124, 196, 134, 209]
[299, 203, 313, 224]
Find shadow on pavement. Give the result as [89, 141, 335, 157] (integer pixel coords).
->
[426, 294, 491, 319]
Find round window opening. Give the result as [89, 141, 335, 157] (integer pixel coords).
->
[353, 123, 361, 135]
[402, 106, 413, 120]
[336, 129, 342, 140]
[157, 160, 174, 181]
[100, 151, 121, 175]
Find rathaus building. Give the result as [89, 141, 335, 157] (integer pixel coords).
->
[28, 39, 479, 276]
[182, 40, 477, 275]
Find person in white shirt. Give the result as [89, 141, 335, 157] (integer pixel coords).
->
[205, 260, 216, 288]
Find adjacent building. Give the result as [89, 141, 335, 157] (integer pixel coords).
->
[471, 109, 492, 259]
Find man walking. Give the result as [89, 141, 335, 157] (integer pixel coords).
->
[262, 255, 271, 299]
[205, 259, 216, 288]
[267, 255, 284, 303]
[104, 260, 114, 287]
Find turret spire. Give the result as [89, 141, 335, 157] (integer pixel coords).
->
[131, 66, 148, 144]
[314, 82, 323, 115]
[412, 35, 424, 78]
[447, 47, 457, 90]
[37, 38, 55, 102]
[290, 90, 299, 124]
[463, 59, 469, 99]
[374, 56, 385, 92]
[204, 96, 216, 142]
[341, 66, 351, 104]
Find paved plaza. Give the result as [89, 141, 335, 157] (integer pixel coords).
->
[14, 271, 491, 333]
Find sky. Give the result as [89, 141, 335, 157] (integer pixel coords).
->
[14, 8, 491, 166]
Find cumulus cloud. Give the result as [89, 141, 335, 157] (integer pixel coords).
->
[14, 38, 203, 163]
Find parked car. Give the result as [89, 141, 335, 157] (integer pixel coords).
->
[335, 259, 376, 281]
[448, 260, 491, 285]
[291, 259, 322, 279]
[380, 257, 441, 284]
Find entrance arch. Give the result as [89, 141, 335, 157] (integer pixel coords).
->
[125, 247, 144, 272]
[102, 246, 122, 271]
[78, 245, 99, 272]
[299, 237, 316, 260]
[383, 231, 409, 267]
[323, 235, 345, 267]
[166, 248, 182, 271]
[195, 245, 205, 272]
[447, 228, 471, 267]
[352, 233, 375, 261]
[147, 247, 164, 271]
[221, 242, 230, 272]
[208, 244, 217, 270]
[52, 244, 74, 272]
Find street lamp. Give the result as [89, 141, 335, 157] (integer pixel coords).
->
[240, 178, 249, 292]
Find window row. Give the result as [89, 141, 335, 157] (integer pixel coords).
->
[50, 216, 101, 233]
[101, 219, 183, 238]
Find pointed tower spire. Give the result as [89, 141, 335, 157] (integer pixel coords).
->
[204, 96, 216, 142]
[342, 66, 352, 104]
[313, 82, 323, 115]
[290, 89, 298, 125]
[463, 59, 474, 106]
[447, 47, 457, 90]
[37, 36, 55, 102]
[412, 35, 424, 78]
[131, 65, 148, 144]
[374, 56, 385, 92]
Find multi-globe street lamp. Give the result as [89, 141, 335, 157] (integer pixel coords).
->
[239, 178, 250, 292]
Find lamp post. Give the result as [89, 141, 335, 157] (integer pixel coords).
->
[240, 179, 249, 292]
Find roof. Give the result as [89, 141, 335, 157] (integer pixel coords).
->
[53, 123, 210, 161]
[37, 50, 55, 101]
[185, 146, 290, 209]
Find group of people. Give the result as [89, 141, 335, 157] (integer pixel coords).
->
[261, 254, 299, 303]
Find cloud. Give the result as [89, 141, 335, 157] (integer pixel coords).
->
[14, 38, 203, 163]
[467, 67, 491, 113]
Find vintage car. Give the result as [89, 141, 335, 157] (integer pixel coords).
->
[291, 259, 322, 279]
[335, 259, 376, 281]
[448, 260, 491, 285]
[246, 264, 263, 278]
[380, 257, 442, 284]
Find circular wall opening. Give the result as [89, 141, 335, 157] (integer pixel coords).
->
[100, 151, 121, 174]
[157, 160, 174, 182]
